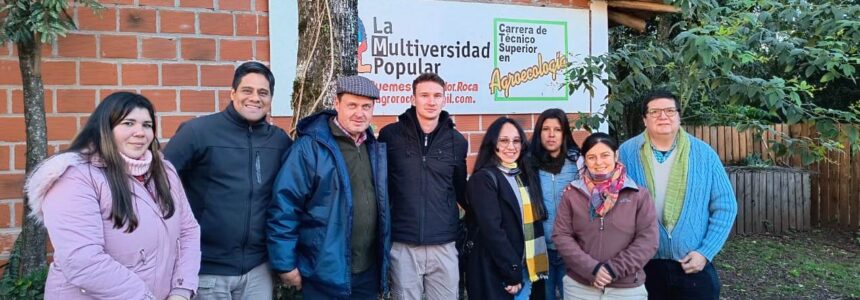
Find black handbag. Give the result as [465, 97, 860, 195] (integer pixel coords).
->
[456, 169, 499, 258]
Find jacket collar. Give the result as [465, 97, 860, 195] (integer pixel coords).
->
[570, 173, 639, 196]
[222, 102, 267, 128]
[398, 106, 453, 138]
[297, 109, 377, 146]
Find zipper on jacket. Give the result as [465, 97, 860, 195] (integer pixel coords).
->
[417, 121, 428, 244]
[599, 217, 605, 231]
[255, 151, 262, 184]
[241, 125, 254, 273]
[373, 144, 388, 295]
[552, 173, 557, 213]
[311, 133, 354, 294]
[419, 153, 426, 244]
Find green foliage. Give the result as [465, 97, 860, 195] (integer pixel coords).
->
[566, 0, 860, 165]
[739, 153, 772, 167]
[0, 267, 47, 300]
[275, 285, 302, 300]
[0, 0, 104, 286]
[1, 0, 102, 44]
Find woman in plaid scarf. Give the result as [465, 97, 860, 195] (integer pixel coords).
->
[552, 132, 658, 300]
[464, 117, 549, 300]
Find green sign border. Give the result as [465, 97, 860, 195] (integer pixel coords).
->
[493, 18, 569, 102]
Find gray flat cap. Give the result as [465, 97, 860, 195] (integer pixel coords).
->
[336, 75, 379, 100]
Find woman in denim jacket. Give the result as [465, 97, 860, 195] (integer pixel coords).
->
[531, 109, 581, 300]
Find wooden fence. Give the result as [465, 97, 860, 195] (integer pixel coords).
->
[726, 167, 810, 234]
[684, 124, 860, 231]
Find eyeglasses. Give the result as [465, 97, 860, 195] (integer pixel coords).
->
[497, 138, 522, 148]
[646, 107, 679, 118]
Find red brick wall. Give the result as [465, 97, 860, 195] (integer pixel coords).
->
[0, 0, 589, 269]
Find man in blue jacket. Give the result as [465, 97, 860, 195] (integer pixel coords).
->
[618, 90, 737, 300]
[165, 61, 291, 300]
[268, 75, 390, 300]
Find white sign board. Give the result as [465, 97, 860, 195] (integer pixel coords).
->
[269, 0, 608, 116]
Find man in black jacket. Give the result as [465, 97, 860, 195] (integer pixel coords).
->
[164, 61, 292, 299]
[378, 73, 468, 300]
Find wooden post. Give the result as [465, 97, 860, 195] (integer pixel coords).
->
[808, 124, 820, 226]
[775, 171, 784, 232]
[744, 170, 751, 234]
[789, 124, 803, 167]
[738, 131, 750, 163]
[803, 171, 812, 230]
[732, 127, 741, 163]
[607, 11, 646, 32]
[852, 151, 860, 229]
[767, 170, 775, 232]
[607, 1, 681, 13]
[839, 137, 850, 227]
[792, 170, 800, 230]
[710, 126, 719, 155]
[759, 169, 766, 233]
[729, 171, 738, 235]
[826, 153, 836, 225]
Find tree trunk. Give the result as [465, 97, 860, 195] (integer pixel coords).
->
[2, 38, 49, 280]
[290, 0, 358, 135]
[656, 15, 673, 43]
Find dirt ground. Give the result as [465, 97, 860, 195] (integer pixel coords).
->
[716, 228, 860, 300]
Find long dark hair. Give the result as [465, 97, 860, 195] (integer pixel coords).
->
[531, 108, 581, 162]
[66, 92, 175, 232]
[473, 117, 547, 221]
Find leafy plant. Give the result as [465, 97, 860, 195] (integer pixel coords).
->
[566, 0, 860, 165]
[275, 285, 302, 300]
[0, 0, 103, 283]
[0, 266, 47, 300]
[739, 153, 773, 167]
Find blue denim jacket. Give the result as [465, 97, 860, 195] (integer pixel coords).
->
[539, 158, 579, 250]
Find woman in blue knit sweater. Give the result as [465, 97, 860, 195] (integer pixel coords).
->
[617, 90, 737, 300]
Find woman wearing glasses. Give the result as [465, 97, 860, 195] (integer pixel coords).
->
[552, 132, 657, 299]
[464, 117, 549, 300]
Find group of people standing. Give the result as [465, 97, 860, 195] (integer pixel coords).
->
[25, 61, 737, 300]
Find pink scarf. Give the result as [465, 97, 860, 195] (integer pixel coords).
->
[580, 162, 625, 218]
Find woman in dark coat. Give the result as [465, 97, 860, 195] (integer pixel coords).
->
[464, 117, 549, 300]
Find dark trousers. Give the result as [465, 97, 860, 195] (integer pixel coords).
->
[302, 264, 380, 300]
[644, 259, 721, 300]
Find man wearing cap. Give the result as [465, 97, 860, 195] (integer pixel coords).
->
[268, 75, 390, 299]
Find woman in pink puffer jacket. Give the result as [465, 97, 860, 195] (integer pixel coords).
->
[25, 92, 201, 300]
